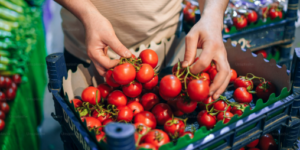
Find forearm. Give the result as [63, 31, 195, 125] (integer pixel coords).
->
[54, 0, 103, 28]
[198, 0, 229, 30]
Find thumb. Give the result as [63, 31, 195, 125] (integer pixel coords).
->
[182, 34, 198, 68]
[105, 35, 132, 58]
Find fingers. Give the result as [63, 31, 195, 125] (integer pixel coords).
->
[104, 34, 132, 58]
[182, 33, 198, 68]
[212, 68, 231, 99]
[88, 48, 120, 70]
[189, 41, 214, 74]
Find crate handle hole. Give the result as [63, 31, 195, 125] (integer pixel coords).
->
[116, 127, 122, 133]
[50, 55, 57, 59]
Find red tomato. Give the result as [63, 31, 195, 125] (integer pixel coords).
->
[10, 82, 17, 91]
[259, 134, 277, 150]
[136, 64, 155, 83]
[102, 118, 114, 126]
[246, 10, 258, 23]
[187, 79, 210, 102]
[181, 131, 194, 139]
[143, 129, 170, 149]
[231, 103, 249, 116]
[213, 100, 229, 112]
[12, 74, 21, 84]
[164, 117, 185, 136]
[255, 50, 267, 58]
[197, 110, 216, 129]
[167, 99, 184, 117]
[199, 72, 210, 85]
[116, 106, 133, 122]
[233, 15, 248, 29]
[112, 63, 136, 85]
[0, 76, 5, 88]
[143, 75, 158, 90]
[198, 96, 215, 110]
[70, 99, 83, 108]
[176, 96, 197, 114]
[173, 109, 185, 117]
[172, 63, 185, 80]
[209, 69, 218, 81]
[234, 77, 253, 90]
[138, 143, 157, 150]
[139, 49, 158, 68]
[0, 91, 6, 101]
[92, 109, 110, 123]
[230, 69, 238, 83]
[269, 8, 282, 20]
[83, 117, 102, 131]
[96, 131, 105, 142]
[140, 93, 159, 111]
[217, 111, 234, 124]
[122, 82, 142, 98]
[105, 70, 120, 87]
[127, 101, 144, 116]
[5, 87, 16, 101]
[1, 102, 9, 113]
[134, 111, 157, 129]
[239, 148, 245, 150]
[246, 139, 259, 148]
[256, 81, 276, 102]
[97, 83, 113, 99]
[183, 7, 196, 23]
[159, 75, 182, 98]
[134, 123, 148, 135]
[0, 119, 5, 131]
[0, 110, 5, 119]
[202, 61, 213, 72]
[152, 103, 173, 125]
[81, 87, 101, 105]
[127, 96, 140, 104]
[107, 90, 127, 107]
[233, 87, 253, 103]
[4, 77, 11, 88]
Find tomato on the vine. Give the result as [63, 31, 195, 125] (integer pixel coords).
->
[255, 50, 267, 58]
[209, 69, 218, 81]
[0, 119, 4, 131]
[116, 106, 133, 122]
[198, 96, 215, 110]
[140, 93, 159, 111]
[96, 131, 105, 142]
[233, 87, 253, 103]
[217, 111, 234, 124]
[234, 76, 253, 90]
[127, 101, 144, 116]
[122, 82, 142, 98]
[159, 75, 182, 98]
[5, 87, 16, 101]
[12, 74, 21, 84]
[134, 123, 148, 135]
[134, 111, 157, 129]
[230, 69, 237, 83]
[213, 100, 229, 112]
[81, 86, 101, 105]
[199, 72, 210, 85]
[152, 103, 173, 125]
[233, 15, 247, 29]
[70, 99, 83, 108]
[142, 129, 170, 149]
[197, 110, 216, 129]
[176, 96, 197, 114]
[0, 76, 5, 88]
[92, 109, 110, 123]
[181, 131, 194, 139]
[137, 143, 157, 150]
[139, 49, 158, 68]
[143, 75, 158, 90]
[102, 118, 114, 126]
[5, 77, 11, 88]
[256, 81, 276, 102]
[105, 70, 120, 87]
[1, 102, 9, 113]
[107, 90, 127, 107]
[112, 62, 136, 85]
[83, 117, 102, 131]
[246, 10, 258, 23]
[269, 8, 282, 20]
[187, 79, 210, 102]
[231, 103, 249, 116]
[259, 134, 277, 150]
[246, 139, 259, 148]
[0, 91, 6, 101]
[0, 110, 5, 119]
[164, 117, 185, 136]
[136, 64, 155, 83]
[10, 82, 17, 91]
[97, 83, 113, 99]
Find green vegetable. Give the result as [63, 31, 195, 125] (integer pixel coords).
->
[0, 30, 13, 38]
[0, 0, 23, 13]
[0, 63, 8, 71]
[0, 6, 20, 21]
[0, 50, 11, 57]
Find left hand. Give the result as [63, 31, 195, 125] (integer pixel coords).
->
[182, 15, 231, 100]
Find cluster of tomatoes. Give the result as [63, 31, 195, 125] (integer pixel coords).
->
[0, 74, 21, 131]
[240, 133, 278, 150]
[183, 0, 197, 24]
[231, 3, 283, 31]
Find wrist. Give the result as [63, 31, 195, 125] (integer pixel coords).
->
[199, 14, 224, 31]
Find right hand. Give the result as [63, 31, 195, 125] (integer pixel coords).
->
[85, 15, 132, 76]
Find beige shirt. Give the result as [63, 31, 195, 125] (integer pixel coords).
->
[61, 0, 182, 63]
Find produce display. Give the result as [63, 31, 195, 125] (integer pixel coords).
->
[240, 133, 278, 150]
[182, 0, 286, 34]
[68, 49, 279, 149]
[0, 0, 41, 131]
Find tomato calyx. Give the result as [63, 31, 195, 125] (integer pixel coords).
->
[165, 115, 188, 127]
[154, 131, 164, 142]
[106, 104, 119, 119]
[77, 102, 94, 117]
[135, 126, 151, 147]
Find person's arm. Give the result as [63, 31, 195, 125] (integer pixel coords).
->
[182, 0, 230, 100]
[55, 0, 132, 76]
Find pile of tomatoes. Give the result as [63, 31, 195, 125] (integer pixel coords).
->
[0, 74, 21, 131]
[240, 133, 278, 150]
[69, 49, 277, 149]
[183, 0, 197, 24]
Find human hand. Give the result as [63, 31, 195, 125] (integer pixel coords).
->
[85, 15, 132, 76]
[182, 15, 231, 100]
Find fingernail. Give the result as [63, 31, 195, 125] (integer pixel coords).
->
[182, 61, 188, 67]
[209, 91, 214, 95]
[214, 94, 220, 99]
[124, 51, 131, 57]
